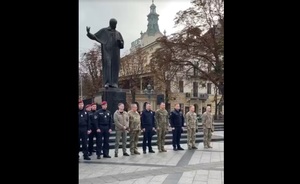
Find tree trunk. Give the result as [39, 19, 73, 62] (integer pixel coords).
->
[131, 89, 136, 103]
[165, 89, 170, 112]
[214, 94, 218, 120]
[129, 78, 136, 103]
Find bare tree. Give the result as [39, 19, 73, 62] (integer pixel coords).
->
[119, 48, 148, 103]
[150, 45, 183, 107]
[79, 43, 103, 99]
[153, 0, 224, 115]
[170, 0, 223, 92]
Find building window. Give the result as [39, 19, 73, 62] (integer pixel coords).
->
[179, 81, 184, 93]
[179, 103, 184, 112]
[207, 83, 212, 94]
[218, 105, 223, 115]
[166, 103, 171, 112]
[193, 82, 198, 97]
[202, 107, 206, 114]
[185, 107, 190, 114]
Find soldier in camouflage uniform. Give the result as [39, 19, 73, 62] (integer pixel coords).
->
[128, 103, 141, 155]
[201, 106, 214, 149]
[186, 105, 198, 150]
[155, 102, 169, 152]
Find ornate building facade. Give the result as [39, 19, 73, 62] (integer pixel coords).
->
[119, 1, 223, 117]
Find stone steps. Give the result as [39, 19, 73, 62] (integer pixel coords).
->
[80, 123, 224, 150]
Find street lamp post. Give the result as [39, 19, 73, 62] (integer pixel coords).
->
[80, 53, 89, 100]
[80, 74, 83, 99]
[214, 87, 218, 120]
[144, 83, 154, 102]
[80, 72, 87, 100]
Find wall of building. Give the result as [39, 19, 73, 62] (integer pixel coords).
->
[141, 32, 163, 48]
[121, 2, 223, 118]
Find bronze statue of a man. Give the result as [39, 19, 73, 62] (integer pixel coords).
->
[86, 18, 124, 88]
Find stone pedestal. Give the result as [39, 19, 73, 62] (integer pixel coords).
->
[96, 88, 128, 114]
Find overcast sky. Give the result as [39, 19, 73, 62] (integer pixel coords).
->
[79, 0, 192, 57]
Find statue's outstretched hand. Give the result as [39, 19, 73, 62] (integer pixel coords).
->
[86, 26, 90, 33]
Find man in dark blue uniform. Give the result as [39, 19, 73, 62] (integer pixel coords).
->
[88, 103, 97, 156]
[170, 103, 185, 151]
[141, 102, 156, 154]
[78, 100, 91, 160]
[95, 101, 112, 159]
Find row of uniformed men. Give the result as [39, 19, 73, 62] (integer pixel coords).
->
[78, 100, 214, 160]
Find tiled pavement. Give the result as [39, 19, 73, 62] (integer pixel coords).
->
[79, 131, 224, 184]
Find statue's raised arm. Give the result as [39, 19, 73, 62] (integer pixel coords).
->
[86, 26, 108, 45]
[86, 26, 98, 42]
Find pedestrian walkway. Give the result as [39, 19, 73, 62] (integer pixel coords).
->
[79, 131, 224, 184]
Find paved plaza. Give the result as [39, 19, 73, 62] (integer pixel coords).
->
[79, 131, 224, 184]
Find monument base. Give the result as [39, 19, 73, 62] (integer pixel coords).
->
[96, 88, 128, 114]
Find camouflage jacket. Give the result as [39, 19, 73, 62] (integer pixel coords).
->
[155, 109, 169, 129]
[128, 110, 141, 131]
[186, 111, 197, 129]
[201, 112, 213, 128]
